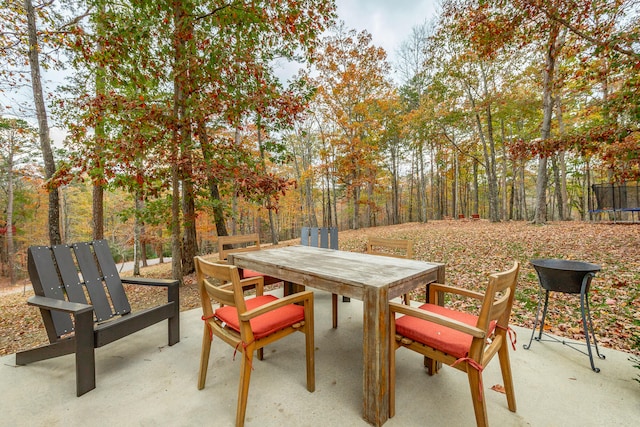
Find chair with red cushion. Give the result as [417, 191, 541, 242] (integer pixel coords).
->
[366, 237, 414, 304]
[389, 261, 520, 427]
[217, 233, 282, 286]
[194, 256, 315, 427]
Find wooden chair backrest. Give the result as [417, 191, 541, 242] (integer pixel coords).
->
[301, 227, 338, 249]
[194, 256, 265, 316]
[471, 261, 520, 358]
[217, 233, 262, 262]
[195, 256, 268, 349]
[28, 240, 130, 340]
[195, 256, 241, 311]
[366, 237, 413, 259]
[483, 261, 519, 328]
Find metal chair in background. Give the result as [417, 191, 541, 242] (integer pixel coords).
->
[300, 226, 343, 328]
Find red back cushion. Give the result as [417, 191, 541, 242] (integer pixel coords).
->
[215, 295, 305, 340]
[240, 269, 264, 279]
[395, 303, 494, 359]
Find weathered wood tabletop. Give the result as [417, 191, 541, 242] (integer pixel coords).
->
[229, 245, 445, 426]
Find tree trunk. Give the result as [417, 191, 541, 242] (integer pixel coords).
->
[583, 159, 591, 221]
[535, 24, 564, 224]
[92, 0, 106, 241]
[5, 131, 16, 284]
[465, 70, 500, 222]
[170, 0, 186, 283]
[419, 145, 427, 222]
[92, 184, 104, 240]
[133, 194, 142, 276]
[556, 97, 569, 219]
[181, 151, 197, 274]
[182, 186, 196, 272]
[198, 121, 228, 238]
[256, 116, 278, 244]
[500, 119, 508, 220]
[25, 0, 61, 245]
[452, 150, 458, 217]
[472, 158, 479, 216]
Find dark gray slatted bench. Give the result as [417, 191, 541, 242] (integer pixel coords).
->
[15, 239, 180, 396]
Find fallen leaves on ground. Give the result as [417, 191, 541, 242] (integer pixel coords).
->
[491, 384, 506, 394]
[1, 221, 638, 357]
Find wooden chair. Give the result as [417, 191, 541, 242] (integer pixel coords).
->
[366, 237, 414, 304]
[15, 240, 180, 396]
[195, 256, 315, 427]
[217, 233, 282, 286]
[301, 226, 342, 328]
[389, 261, 520, 427]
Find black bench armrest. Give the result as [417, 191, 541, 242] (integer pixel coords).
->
[120, 277, 180, 288]
[27, 295, 93, 315]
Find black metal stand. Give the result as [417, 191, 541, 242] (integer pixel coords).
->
[524, 260, 606, 372]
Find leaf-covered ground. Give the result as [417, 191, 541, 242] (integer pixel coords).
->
[1, 221, 638, 357]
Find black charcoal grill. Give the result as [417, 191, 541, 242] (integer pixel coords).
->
[523, 259, 605, 372]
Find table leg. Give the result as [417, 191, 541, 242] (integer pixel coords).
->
[362, 285, 389, 426]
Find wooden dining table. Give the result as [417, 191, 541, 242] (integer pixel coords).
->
[228, 245, 445, 426]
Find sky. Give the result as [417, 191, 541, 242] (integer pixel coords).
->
[274, 0, 440, 83]
[335, 0, 439, 62]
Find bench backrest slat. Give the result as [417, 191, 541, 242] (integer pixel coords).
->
[51, 244, 88, 305]
[72, 242, 114, 322]
[92, 240, 131, 315]
[28, 246, 74, 338]
[301, 227, 338, 250]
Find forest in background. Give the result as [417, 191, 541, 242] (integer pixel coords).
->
[1, 0, 639, 283]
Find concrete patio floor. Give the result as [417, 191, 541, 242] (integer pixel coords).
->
[1, 290, 638, 426]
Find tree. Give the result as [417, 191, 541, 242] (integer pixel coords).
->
[56, 0, 336, 279]
[0, 117, 37, 283]
[311, 23, 393, 229]
[397, 21, 434, 223]
[24, 0, 62, 243]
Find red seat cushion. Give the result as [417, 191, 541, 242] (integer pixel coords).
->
[240, 269, 264, 279]
[395, 303, 494, 359]
[215, 295, 305, 340]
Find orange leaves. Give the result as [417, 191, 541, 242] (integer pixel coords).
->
[490, 384, 506, 394]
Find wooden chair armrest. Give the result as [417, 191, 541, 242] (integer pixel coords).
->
[239, 291, 313, 321]
[207, 278, 262, 295]
[429, 283, 485, 301]
[121, 277, 180, 288]
[390, 301, 485, 338]
[239, 276, 264, 296]
[27, 295, 93, 315]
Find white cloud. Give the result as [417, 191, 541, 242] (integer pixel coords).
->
[274, 1, 440, 83]
[335, 0, 439, 63]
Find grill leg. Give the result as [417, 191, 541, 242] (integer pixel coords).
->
[524, 289, 549, 350]
[580, 274, 605, 372]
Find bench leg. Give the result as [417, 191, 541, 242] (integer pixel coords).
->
[75, 309, 96, 396]
[168, 286, 180, 346]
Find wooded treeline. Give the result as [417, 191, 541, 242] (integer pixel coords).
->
[1, 0, 639, 283]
